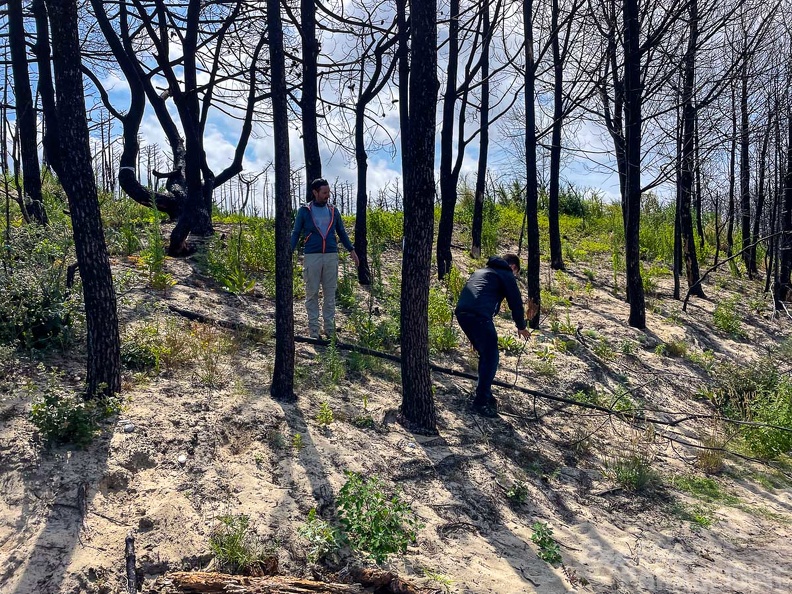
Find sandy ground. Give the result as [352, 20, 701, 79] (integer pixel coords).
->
[1, 245, 791, 594]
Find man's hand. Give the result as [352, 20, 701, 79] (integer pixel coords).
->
[350, 249, 360, 267]
[517, 328, 531, 340]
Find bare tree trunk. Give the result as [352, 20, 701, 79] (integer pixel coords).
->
[268, 0, 295, 400]
[622, 0, 645, 328]
[548, 0, 564, 270]
[679, 0, 704, 298]
[8, 0, 48, 224]
[727, 83, 737, 258]
[436, 0, 460, 279]
[471, 1, 491, 260]
[740, 64, 752, 276]
[44, 0, 121, 398]
[399, 0, 437, 434]
[750, 106, 771, 275]
[31, 0, 61, 176]
[775, 105, 792, 305]
[301, 0, 322, 194]
[524, 0, 540, 329]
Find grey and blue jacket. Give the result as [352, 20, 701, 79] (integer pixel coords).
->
[290, 202, 354, 254]
[455, 257, 527, 330]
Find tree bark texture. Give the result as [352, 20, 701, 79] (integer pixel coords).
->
[548, 0, 564, 270]
[301, 0, 322, 194]
[8, 0, 48, 224]
[267, 0, 295, 400]
[622, 0, 645, 328]
[679, 0, 704, 298]
[524, 0, 541, 329]
[399, 0, 438, 434]
[775, 106, 792, 305]
[436, 0, 460, 279]
[31, 0, 61, 176]
[44, 0, 121, 397]
[471, 2, 491, 261]
[739, 64, 751, 274]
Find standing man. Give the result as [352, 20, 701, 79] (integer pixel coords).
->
[291, 178, 359, 339]
[455, 254, 530, 417]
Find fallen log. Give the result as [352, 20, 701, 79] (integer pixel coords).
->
[147, 572, 366, 593]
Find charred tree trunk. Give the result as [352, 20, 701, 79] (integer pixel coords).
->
[740, 64, 752, 276]
[727, 83, 737, 258]
[436, 0, 460, 279]
[44, 0, 121, 398]
[548, 0, 564, 270]
[523, 0, 540, 329]
[354, 107, 373, 286]
[622, 0, 645, 328]
[31, 0, 61, 176]
[471, 2, 491, 260]
[775, 107, 792, 306]
[268, 0, 295, 400]
[301, 0, 322, 193]
[750, 107, 771, 275]
[679, 0, 704, 299]
[396, 0, 410, 160]
[399, 0, 437, 435]
[8, 0, 47, 224]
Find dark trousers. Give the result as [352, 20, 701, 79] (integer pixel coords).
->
[456, 312, 499, 404]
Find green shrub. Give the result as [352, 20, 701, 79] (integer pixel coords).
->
[709, 355, 792, 459]
[712, 296, 746, 338]
[29, 370, 122, 446]
[209, 514, 275, 575]
[605, 453, 658, 492]
[530, 522, 562, 564]
[0, 223, 81, 350]
[298, 508, 341, 563]
[337, 471, 423, 564]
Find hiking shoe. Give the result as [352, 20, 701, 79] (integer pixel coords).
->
[471, 400, 499, 418]
[309, 330, 321, 340]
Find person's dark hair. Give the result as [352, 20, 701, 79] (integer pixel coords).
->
[502, 253, 520, 272]
[310, 178, 329, 192]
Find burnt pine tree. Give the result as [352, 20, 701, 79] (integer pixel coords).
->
[268, 0, 295, 401]
[353, 22, 399, 286]
[8, 0, 47, 224]
[301, 0, 322, 194]
[471, 1, 491, 261]
[43, 0, 121, 397]
[621, 0, 645, 328]
[31, 0, 60, 175]
[90, 0, 264, 255]
[524, 0, 541, 329]
[399, 0, 438, 434]
[678, 0, 705, 298]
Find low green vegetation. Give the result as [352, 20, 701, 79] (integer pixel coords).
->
[28, 367, 122, 447]
[209, 514, 276, 575]
[530, 522, 562, 564]
[336, 471, 423, 564]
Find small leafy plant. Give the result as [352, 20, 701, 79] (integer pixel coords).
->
[605, 453, 658, 492]
[506, 480, 529, 504]
[209, 514, 276, 575]
[337, 471, 423, 564]
[29, 369, 122, 447]
[316, 401, 334, 428]
[298, 508, 341, 563]
[530, 522, 562, 564]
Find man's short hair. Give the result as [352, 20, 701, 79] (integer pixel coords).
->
[502, 253, 520, 272]
[311, 178, 329, 192]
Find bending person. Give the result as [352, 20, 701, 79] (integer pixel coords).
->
[455, 253, 530, 417]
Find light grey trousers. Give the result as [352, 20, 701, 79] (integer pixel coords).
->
[303, 252, 339, 334]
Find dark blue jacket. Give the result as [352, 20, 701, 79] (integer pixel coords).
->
[290, 202, 354, 254]
[455, 257, 527, 330]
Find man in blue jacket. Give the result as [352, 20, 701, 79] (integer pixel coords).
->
[290, 178, 359, 339]
[455, 254, 530, 417]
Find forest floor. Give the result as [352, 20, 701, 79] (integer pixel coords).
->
[1, 232, 792, 594]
